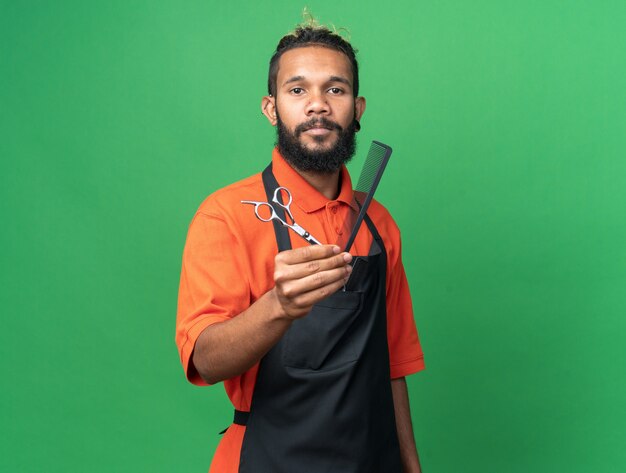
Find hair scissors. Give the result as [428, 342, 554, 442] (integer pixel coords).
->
[241, 187, 321, 245]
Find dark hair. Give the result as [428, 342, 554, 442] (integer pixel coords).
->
[268, 25, 359, 97]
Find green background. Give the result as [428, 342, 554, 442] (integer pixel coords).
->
[2, 1, 625, 471]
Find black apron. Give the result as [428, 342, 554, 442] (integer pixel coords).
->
[237, 165, 401, 473]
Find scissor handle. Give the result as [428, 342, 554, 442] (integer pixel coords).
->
[273, 187, 293, 207]
[272, 187, 295, 222]
[240, 200, 280, 223]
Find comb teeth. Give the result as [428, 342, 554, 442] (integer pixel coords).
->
[355, 141, 389, 192]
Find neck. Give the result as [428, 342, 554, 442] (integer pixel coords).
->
[297, 169, 341, 200]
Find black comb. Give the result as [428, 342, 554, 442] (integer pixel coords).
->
[344, 140, 393, 252]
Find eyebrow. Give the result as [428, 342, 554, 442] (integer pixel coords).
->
[329, 76, 351, 86]
[282, 75, 352, 87]
[283, 75, 304, 86]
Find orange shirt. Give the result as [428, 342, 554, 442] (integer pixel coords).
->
[176, 148, 425, 472]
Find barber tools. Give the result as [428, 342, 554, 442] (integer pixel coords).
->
[241, 186, 322, 245]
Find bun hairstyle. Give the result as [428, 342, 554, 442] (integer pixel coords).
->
[267, 13, 359, 97]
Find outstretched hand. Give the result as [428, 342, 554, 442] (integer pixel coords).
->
[272, 245, 352, 319]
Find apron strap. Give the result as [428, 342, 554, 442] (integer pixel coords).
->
[219, 409, 249, 434]
[363, 210, 384, 256]
[234, 409, 250, 426]
[262, 164, 292, 252]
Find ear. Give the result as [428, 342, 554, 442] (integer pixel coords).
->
[354, 96, 366, 121]
[261, 95, 277, 126]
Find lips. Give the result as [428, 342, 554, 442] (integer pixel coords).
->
[304, 124, 331, 131]
[304, 127, 333, 136]
[304, 124, 333, 134]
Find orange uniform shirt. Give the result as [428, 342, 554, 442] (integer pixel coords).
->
[176, 148, 425, 472]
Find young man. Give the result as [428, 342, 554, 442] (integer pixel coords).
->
[176, 23, 425, 473]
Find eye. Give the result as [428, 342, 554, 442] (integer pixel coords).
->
[328, 87, 344, 95]
[290, 87, 304, 95]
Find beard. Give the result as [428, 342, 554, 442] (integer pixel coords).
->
[276, 114, 357, 174]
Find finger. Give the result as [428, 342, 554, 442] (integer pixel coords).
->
[278, 265, 351, 299]
[274, 252, 352, 282]
[275, 244, 341, 265]
[287, 276, 350, 310]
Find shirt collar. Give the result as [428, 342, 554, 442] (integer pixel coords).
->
[271, 148, 359, 213]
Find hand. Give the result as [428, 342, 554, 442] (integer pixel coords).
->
[272, 245, 352, 319]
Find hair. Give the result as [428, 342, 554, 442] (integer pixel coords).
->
[268, 19, 359, 97]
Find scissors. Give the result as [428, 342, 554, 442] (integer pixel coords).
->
[241, 187, 322, 245]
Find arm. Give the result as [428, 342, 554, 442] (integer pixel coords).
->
[391, 377, 422, 473]
[192, 245, 352, 384]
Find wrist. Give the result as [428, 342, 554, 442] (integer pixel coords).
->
[266, 287, 292, 322]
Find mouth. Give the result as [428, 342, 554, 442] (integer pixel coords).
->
[296, 119, 341, 137]
[304, 125, 333, 135]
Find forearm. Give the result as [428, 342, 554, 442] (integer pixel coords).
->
[192, 289, 292, 384]
[391, 377, 422, 473]
[191, 245, 351, 385]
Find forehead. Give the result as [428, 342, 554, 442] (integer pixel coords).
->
[276, 46, 353, 86]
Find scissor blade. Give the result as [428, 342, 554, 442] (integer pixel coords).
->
[291, 223, 321, 245]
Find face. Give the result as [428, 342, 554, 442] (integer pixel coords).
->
[262, 46, 366, 173]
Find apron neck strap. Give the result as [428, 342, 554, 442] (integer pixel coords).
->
[363, 213, 383, 256]
[262, 164, 292, 252]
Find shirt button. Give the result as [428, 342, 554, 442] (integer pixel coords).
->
[332, 207, 337, 214]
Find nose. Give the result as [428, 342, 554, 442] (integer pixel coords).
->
[305, 90, 329, 116]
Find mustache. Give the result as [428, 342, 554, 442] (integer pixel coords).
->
[295, 118, 343, 136]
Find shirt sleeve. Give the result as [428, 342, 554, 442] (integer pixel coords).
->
[175, 209, 251, 386]
[385, 230, 426, 379]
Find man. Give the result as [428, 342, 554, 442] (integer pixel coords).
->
[176, 22, 425, 473]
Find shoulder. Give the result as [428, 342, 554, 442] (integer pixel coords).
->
[367, 198, 400, 237]
[187, 171, 278, 259]
[196, 172, 265, 220]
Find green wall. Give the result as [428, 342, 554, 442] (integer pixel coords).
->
[2, 1, 625, 471]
